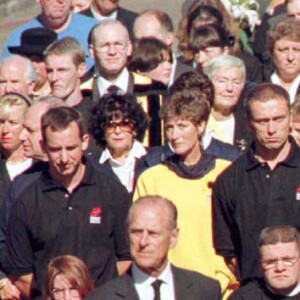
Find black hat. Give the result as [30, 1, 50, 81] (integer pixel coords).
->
[8, 27, 58, 57]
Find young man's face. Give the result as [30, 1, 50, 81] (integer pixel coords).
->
[45, 54, 85, 101]
[43, 121, 88, 180]
[248, 98, 290, 152]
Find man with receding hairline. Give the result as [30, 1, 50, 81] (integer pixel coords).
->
[86, 195, 221, 300]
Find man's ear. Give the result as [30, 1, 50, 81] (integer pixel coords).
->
[81, 133, 90, 151]
[223, 46, 230, 55]
[165, 32, 174, 48]
[28, 81, 36, 96]
[126, 41, 133, 57]
[89, 44, 95, 60]
[169, 228, 179, 249]
[77, 62, 87, 79]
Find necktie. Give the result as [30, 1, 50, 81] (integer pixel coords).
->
[151, 279, 163, 300]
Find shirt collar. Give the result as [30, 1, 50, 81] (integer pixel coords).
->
[40, 158, 95, 192]
[245, 138, 298, 171]
[99, 140, 146, 165]
[270, 72, 300, 104]
[97, 68, 129, 96]
[90, 4, 118, 21]
[131, 261, 173, 286]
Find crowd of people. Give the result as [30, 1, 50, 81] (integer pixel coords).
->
[0, 0, 300, 299]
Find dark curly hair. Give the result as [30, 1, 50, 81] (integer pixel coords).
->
[89, 93, 149, 147]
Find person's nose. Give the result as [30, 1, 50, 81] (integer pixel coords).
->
[60, 149, 68, 163]
[287, 49, 295, 62]
[139, 231, 150, 247]
[107, 44, 117, 55]
[267, 120, 276, 134]
[274, 259, 286, 272]
[2, 121, 10, 134]
[196, 50, 207, 66]
[226, 80, 233, 92]
[19, 127, 28, 142]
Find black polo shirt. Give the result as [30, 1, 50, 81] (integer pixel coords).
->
[212, 139, 300, 283]
[4, 161, 131, 298]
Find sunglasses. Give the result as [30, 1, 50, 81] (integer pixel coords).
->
[104, 119, 135, 134]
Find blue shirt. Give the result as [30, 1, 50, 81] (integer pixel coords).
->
[1, 13, 98, 70]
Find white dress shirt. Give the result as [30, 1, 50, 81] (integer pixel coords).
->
[96, 68, 130, 96]
[132, 262, 176, 300]
[99, 140, 146, 193]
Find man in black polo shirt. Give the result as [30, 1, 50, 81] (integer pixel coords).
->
[4, 107, 131, 299]
[213, 83, 300, 285]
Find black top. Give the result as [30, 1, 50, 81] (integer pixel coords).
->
[230, 279, 300, 300]
[4, 161, 131, 298]
[212, 139, 300, 283]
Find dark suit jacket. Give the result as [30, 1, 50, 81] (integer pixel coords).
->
[81, 6, 137, 39]
[173, 59, 194, 84]
[85, 265, 221, 300]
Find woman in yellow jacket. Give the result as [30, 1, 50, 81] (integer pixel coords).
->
[134, 85, 238, 298]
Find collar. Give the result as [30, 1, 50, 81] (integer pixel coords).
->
[97, 68, 129, 96]
[168, 52, 177, 87]
[99, 140, 146, 165]
[245, 138, 298, 171]
[132, 261, 173, 286]
[40, 158, 95, 192]
[163, 150, 216, 179]
[90, 4, 118, 21]
[266, 279, 300, 297]
[271, 72, 300, 104]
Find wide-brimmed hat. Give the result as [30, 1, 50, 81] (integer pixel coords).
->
[8, 27, 58, 57]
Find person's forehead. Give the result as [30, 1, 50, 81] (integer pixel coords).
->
[212, 66, 244, 79]
[250, 98, 289, 111]
[46, 54, 74, 66]
[97, 24, 128, 41]
[0, 61, 26, 77]
[135, 15, 162, 37]
[129, 202, 167, 227]
[261, 242, 299, 258]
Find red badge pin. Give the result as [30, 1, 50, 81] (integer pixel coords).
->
[296, 186, 300, 201]
[90, 207, 102, 224]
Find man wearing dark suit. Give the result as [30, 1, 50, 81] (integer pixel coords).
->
[133, 9, 194, 87]
[85, 195, 221, 300]
[80, 0, 137, 39]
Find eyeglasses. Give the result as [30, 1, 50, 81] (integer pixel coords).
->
[104, 119, 135, 134]
[95, 41, 127, 53]
[51, 287, 81, 299]
[262, 255, 300, 270]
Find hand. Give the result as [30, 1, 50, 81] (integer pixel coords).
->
[0, 279, 21, 300]
[224, 257, 237, 275]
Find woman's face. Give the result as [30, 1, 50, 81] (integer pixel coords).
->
[194, 46, 228, 68]
[0, 107, 25, 154]
[145, 52, 172, 85]
[104, 116, 135, 157]
[51, 274, 81, 300]
[211, 66, 245, 113]
[273, 38, 300, 82]
[165, 117, 205, 165]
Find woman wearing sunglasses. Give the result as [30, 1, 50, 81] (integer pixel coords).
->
[90, 93, 148, 196]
